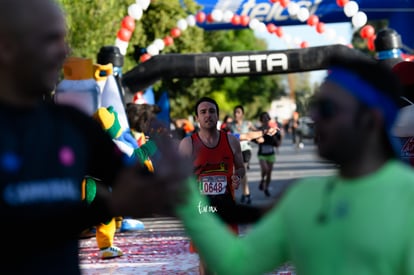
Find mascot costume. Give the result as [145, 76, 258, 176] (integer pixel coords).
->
[55, 57, 158, 259]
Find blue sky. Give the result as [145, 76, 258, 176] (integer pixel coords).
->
[254, 22, 354, 84]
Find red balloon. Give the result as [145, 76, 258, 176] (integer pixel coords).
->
[140, 53, 151, 63]
[367, 35, 376, 51]
[307, 15, 319, 26]
[240, 15, 250, 26]
[360, 25, 375, 39]
[170, 27, 181, 38]
[206, 13, 214, 23]
[336, 0, 349, 7]
[121, 16, 136, 32]
[300, 41, 309, 48]
[266, 23, 277, 33]
[269, 0, 279, 3]
[117, 28, 132, 42]
[316, 22, 325, 34]
[163, 36, 174, 46]
[275, 27, 283, 38]
[195, 11, 206, 23]
[279, 0, 290, 8]
[231, 15, 241, 25]
[402, 53, 414, 61]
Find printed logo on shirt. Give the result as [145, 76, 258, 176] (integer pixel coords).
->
[198, 201, 218, 214]
[401, 137, 414, 164]
[3, 178, 80, 205]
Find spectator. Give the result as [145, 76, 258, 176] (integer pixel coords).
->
[176, 50, 414, 275]
[0, 0, 191, 274]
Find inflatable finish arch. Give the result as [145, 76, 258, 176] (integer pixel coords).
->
[122, 44, 358, 92]
[194, 0, 414, 48]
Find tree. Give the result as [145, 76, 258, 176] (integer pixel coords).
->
[351, 19, 388, 55]
[56, 0, 285, 119]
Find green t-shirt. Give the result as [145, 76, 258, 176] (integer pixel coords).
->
[177, 160, 414, 275]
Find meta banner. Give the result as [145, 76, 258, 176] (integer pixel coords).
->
[192, 0, 414, 47]
[208, 53, 288, 75]
[122, 44, 357, 92]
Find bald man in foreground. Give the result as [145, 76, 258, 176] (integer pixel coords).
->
[0, 0, 191, 274]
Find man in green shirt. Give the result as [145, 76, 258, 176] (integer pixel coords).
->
[177, 50, 414, 275]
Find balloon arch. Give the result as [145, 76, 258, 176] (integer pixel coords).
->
[112, 0, 414, 62]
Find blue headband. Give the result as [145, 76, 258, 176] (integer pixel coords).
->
[325, 67, 398, 130]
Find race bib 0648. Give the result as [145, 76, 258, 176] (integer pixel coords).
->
[199, 175, 227, 195]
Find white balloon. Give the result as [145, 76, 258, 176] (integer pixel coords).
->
[115, 38, 129, 49]
[257, 22, 267, 33]
[352, 11, 367, 28]
[249, 18, 260, 30]
[297, 8, 310, 22]
[128, 4, 143, 20]
[147, 44, 159, 56]
[153, 38, 165, 51]
[177, 18, 188, 31]
[223, 10, 234, 22]
[211, 9, 224, 22]
[186, 15, 196, 27]
[344, 1, 359, 17]
[115, 39, 129, 55]
[287, 2, 300, 16]
[136, 0, 150, 10]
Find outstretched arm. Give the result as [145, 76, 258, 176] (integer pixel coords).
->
[237, 127, 280, 141]
[176, 180, 289, 275]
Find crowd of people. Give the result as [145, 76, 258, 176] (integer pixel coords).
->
[2, 0, 414, 275]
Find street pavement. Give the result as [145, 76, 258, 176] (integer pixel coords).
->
[79, 135, 337, 275]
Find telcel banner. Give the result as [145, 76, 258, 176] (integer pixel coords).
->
[194, 0, 414, 48]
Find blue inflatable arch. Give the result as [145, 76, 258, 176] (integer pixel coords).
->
[193, 0, 414, 49]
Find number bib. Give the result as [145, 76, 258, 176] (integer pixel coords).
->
[199, 175, 227, 195]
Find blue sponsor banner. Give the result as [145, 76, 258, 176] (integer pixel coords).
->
[193, 0, 414, 47]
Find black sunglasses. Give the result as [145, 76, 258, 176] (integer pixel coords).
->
[309, 98, 338, 120]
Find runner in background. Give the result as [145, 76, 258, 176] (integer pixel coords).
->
[230, 105, 255, 204]
[253, 112, 281, 197]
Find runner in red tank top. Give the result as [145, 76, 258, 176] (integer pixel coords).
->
[179, 97, 245, 275]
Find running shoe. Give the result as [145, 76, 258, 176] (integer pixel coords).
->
[99, 246, 123, 259]
[120, 218, 145, 232]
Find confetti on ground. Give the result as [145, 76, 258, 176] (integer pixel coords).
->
[79, 218, 296, 274]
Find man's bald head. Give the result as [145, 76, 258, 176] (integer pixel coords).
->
[0, 0, 63, 36]
[0, 0, 68, 104]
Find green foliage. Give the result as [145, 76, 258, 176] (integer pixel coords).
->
[55, 0, 290, 119]
[351, 19, 388, 56]
[57, 0, 130, 65]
